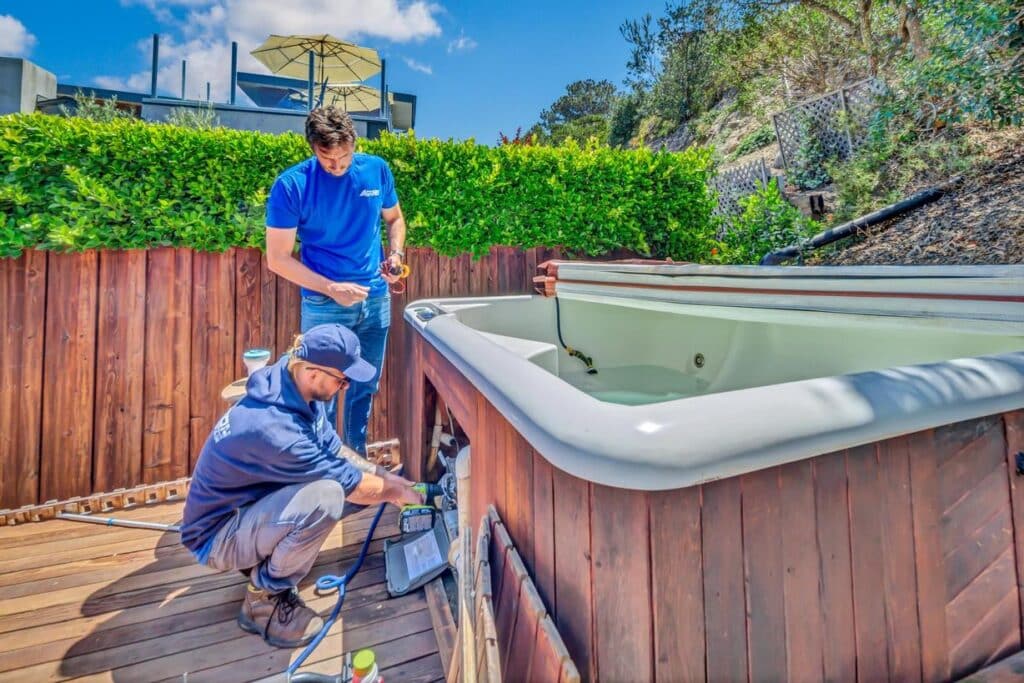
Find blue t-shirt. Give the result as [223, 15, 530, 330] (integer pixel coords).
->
[266, 153, 399, 297]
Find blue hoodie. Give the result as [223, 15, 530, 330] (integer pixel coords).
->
[181, 356, 363, 562]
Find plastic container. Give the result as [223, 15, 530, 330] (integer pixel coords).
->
[352, 649, 381, 683]
[242, 348, 272, 375]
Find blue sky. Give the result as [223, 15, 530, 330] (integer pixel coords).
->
[1, 0, 665, 144]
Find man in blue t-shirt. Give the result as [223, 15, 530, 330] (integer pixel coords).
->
[265, 106, 407, 455]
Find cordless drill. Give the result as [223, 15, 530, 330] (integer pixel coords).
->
[399, 482, 444, 535]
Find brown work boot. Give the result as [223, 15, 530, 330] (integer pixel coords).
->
[237, 583, 324, 648]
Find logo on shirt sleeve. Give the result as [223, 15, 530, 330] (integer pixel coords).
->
[213, 413, 232, 442]
[359, 188, 381, 198]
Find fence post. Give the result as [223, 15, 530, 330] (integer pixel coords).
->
[839, 87, 854, 160]
[771, 112, 789, 170]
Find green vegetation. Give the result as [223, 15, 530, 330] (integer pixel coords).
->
[827, 113, 977, 222]
[0, 114, 718, 261]
[522, 79, 617, 146]
[519, 0, 1021, 224]
[165, 103, 221, 130]
[614, 0, 1022, 145]
[788, 115, 833, 190]
[825, 0, 1022, 220]
[718, 178, 820, 264]
[728, 123, 775, 161]
[60, 90, 134, 123]
[9, 1, 1019, 264]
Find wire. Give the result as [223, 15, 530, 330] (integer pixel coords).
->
[554, 297, 598, 374]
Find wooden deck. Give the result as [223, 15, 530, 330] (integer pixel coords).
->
[0, 501, 449, 682]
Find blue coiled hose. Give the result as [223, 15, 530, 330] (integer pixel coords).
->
[286, 502, 388, 678]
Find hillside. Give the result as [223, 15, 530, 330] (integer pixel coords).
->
[807, 128, 1023, 265]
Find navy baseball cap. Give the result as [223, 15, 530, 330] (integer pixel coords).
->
[295, 324, 376, 383]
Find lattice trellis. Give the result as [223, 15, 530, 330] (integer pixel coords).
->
[711, 156, 771, 221]
[843, 77, 887, 151]
[772, 78, 886, 170]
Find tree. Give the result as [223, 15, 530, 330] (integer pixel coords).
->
[529, 79, 618, 145]
[609, 92, 644, 147]
[648, 24, 718, 123]
[896, 0, 929, 59]
[750, 0, 945, 74]
[620, 1, 750, 125]
[620, 14, 659, 91]
[724, 4, 870, 98]
[903, 0, 1024, 127]
[538, 79, 617, 132]
[548, 115, 611, 146]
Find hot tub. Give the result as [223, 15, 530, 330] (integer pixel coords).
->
[406, 262, 1024, 489]
[402, 261, 1024, 682]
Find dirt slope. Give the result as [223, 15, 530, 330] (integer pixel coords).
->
[809, 130, 1024, 265]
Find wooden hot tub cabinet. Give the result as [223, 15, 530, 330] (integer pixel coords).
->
[405, 323, 1024, 683]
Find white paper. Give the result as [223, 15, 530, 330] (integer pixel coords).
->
[403, 530, 443, 579]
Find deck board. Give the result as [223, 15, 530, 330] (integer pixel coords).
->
[0, 501, 447, 682]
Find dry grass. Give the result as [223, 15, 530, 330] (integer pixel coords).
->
[809, 127, 1024, 265]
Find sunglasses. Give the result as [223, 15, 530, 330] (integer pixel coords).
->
[312, 367, 349, 386]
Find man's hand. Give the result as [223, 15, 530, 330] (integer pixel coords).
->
[382, 253, 403, 285]
[326, 281, 369, 306]
[348, 470, 424, 508]
[383, 468, 415, 490]
[348, 472, 421, 507]
[389, 482, 425, 508]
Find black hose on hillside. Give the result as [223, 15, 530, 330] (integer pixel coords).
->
[759, 176, 964, 265]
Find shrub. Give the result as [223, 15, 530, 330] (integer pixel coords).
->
[165, 103, 220, 130]
[728, 123, 775, 160]
[826, 107, 977, 221]
[0, 114, 718, 262]
[719, 178, 820, 263]
[904, 0, 1024, 129]
[369, 131, 718, 260]
[788, 115, 833, 190]
[60, 91, 135, 123]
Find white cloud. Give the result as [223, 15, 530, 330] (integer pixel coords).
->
[218, 0, 441, 46]
[184, 4, 228, 39]
[403, 57, 432, 75]
[0, 15, 37, 57]
[121, 0, 214, 7]
[99, 0, 443, 100]
[447, 34, 477, 54]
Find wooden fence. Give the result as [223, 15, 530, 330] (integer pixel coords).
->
[0, 245, 560, 510]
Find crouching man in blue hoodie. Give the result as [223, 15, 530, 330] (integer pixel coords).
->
[181, 323, 423, 648]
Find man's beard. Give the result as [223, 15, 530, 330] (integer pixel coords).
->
[311, 389, 338, 402]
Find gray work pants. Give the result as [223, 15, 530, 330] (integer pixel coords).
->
[204, 479, 351, 593]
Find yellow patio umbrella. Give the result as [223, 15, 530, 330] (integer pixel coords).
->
[323, 84, 394, 112]
[250, 34, 381, 85]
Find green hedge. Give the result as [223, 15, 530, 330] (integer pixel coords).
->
[0, 114, 717, 260]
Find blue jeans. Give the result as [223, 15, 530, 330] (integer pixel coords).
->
[300, 292, 390, 454]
